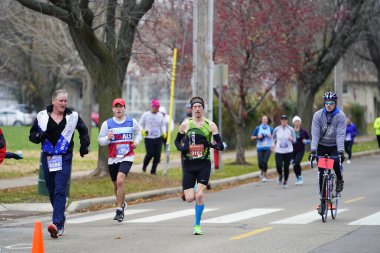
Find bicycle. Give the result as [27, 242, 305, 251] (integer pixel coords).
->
[310, 154, 342, 222]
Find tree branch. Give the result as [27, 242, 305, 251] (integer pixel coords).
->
[15, 0, 73, 24]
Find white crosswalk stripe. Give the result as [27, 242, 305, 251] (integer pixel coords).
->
[202, 208, 283, 224]
[349, 211, 380, 225]
[126, 208, 218, 223]
[67, 209, 154, 224]
[271, 209, 348, 224]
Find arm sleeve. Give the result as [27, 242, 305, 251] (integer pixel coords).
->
[310, 112, 321, 151]
[252, 127, 259, 137]
[336, 113, 347, 152]
[29, 119, 42, 144]
[76, 116, 90, 148]
[175, 132, 185, 151]
[212, 134, 224, 151]
[98, 121, 111, 146]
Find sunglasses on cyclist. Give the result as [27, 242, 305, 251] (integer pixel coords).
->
[324, 101, 335, 105]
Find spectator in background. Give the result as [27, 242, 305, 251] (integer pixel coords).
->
[159, 106, 174, 149]
[345, 115, 357, 164]
[139, 99, 166, 175]
[374, 114, 380, 148]
[251, 115, 273, 182]
[291, 116, 310, 185]
[183, 103, 192, 121]
[272, 115, 296, 188]
[29, 89, 90, 239]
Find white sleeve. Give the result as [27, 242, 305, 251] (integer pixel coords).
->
[98, 121, 110, 146]
[133, 119, 142, 145]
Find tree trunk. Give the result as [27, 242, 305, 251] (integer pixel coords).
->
[90, 63, 121, 176]
[234, 120, 247, 164]
[81, 71, 93, 129]
[297, 85, 317, 133]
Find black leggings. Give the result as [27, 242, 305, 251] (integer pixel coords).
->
[143, 137, 163, 174]
[292, 149, 305, 177]
[344, 141, 353, 160]
[257, 149, 271, 172]
[275, 152, 292, 182]
[377, 135, 380, 148]
[317, 145, 343, 194]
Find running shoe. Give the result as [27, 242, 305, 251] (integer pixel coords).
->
[47, 223, 58, 239]
[298, 176, 303, 185]
[114, 208, 124, 222]
[193, 225, 204, 235]
[336, 179, 344, 193]
[57, 215, 66, 236]
[282, 181, 288, 188]
[261, 177, 268, 182]
[278, 176, 283, 185]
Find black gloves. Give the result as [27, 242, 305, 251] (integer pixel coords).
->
[338, 151, 345, 163]
[80, 146, 89, 157]
[308, 151, 316, 162]
[36, 132, 48, 142]
[179, 141, 190, 155]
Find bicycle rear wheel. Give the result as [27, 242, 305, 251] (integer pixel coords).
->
[321, 176, 328, 222]
[330, 175, 338, 219]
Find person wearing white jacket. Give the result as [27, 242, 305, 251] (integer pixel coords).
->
[272, 114, 296, 188]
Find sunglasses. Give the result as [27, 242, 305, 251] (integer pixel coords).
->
[324, 101, 335, 105]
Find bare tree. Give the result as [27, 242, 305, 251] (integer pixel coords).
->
[14, 0, 155, 176]
[295, 0, 377, 130]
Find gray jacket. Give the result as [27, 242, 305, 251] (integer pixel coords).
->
[311, 107, 346, 152]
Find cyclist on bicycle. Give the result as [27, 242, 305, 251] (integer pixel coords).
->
[309, 92, 346, 199]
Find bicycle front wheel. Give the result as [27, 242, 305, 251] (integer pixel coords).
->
[330, 176, 338, 219]
[321, 175, 328, 222]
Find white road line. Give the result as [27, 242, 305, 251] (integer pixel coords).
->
[202, 208, 283, 224]
[349, 211, 380, 225]
[271, 209, 348, 224]
[126, 208, 218, 223]
[67, 209, 154, 224]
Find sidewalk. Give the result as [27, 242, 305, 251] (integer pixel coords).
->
[1, 135, 378, 215]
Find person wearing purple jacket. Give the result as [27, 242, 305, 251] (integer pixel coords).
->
[344, 115, 357, 164]
[291, 116, 310, 185]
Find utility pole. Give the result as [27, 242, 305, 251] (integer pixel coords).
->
[192, 0, 209, 103]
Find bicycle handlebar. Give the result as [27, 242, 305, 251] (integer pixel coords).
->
[310, 154, 342, 169]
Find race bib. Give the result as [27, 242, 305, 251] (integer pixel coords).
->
[150, 129, 160, 137]
[189, 144, 204, 159]
[318, 158, 334, 170]
[345, 133, 352, 141]
[116, 144, 130, 158]
[48, 155, 62, 172]
[279, 139, 289, 149]
[262, 136, 270, 147]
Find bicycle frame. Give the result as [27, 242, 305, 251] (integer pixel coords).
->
[310, 155, 342, 222]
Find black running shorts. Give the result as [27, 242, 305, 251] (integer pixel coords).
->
[108, 161, 133, 181]
[182, 159, 211, 190]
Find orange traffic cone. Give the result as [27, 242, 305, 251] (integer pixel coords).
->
[31, 220, 44, 253]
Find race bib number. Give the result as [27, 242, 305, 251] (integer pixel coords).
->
[116, 144, 130, 158]
[279, 139, 289, 149]
[345, 133, 352, 141]
[48, 155, 62, 172]
[262, 137, 270, 147]
[150, 129, 160, 138]
[189, 144, 204, 159]
[318, 158, 334, 170]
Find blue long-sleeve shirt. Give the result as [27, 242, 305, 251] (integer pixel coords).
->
[345, 123, 357, 142]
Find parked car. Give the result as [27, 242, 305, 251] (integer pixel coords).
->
[0, 108, 35, 126]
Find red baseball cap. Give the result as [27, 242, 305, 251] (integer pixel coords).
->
[112, 98, 125, 107]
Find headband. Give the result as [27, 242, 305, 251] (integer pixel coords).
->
[190, 98, 204, 108]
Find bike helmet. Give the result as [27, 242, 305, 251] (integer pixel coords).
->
[323, 92, 337, 102]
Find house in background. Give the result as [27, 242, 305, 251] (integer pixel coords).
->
[341, 47, 380, 123]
